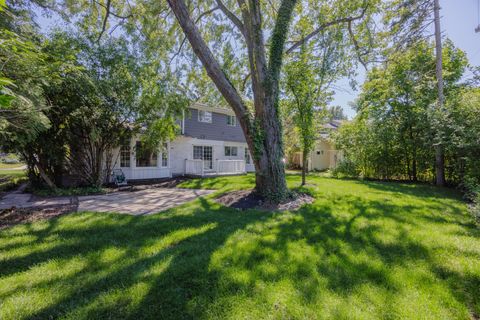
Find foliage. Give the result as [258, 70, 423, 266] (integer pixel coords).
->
[331, 158, 360, 178]
[1, 1, 190, 189]
[284, 43, 320, 185]
[1, 174, 479, 319]
[30, 185, 106, 197]
[334, 40, 469, 182]
[327, 106, 348, 120]
[0, 27, 50, 149]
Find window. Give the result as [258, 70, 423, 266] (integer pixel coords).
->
[120, 141, 130, 168]
[198, 110, 212, 123]
[224, 146, 238, 156]
[193, 146, 213, 170]
[244, 148, 251, 164]
[135, 141, 157, 167]
[226, 115, 236, 126]
[161, 143, 168, 167]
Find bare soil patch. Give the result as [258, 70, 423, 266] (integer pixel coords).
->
[0, 205, 76, 229]
[215, 189, 314, 211]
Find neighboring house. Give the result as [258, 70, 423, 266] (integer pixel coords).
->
[291, 120, 345, 171]
[110, 103, 255, 180]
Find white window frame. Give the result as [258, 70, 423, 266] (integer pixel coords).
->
[135, 141, 158, 167]
[120, 143, 131, 168]
[198, 110, 212, 123]
[224, 146, 238, 157]
[226, 115, 236, 126]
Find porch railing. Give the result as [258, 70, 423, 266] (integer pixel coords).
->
[185, 159, 204, 176]
[217, 160, 245, 174]
[185, 159, 246, 176]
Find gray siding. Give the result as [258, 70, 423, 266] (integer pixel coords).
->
[184, 108, 246, 142]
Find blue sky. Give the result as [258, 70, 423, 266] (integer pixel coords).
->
[333, 0, 480, 118]
[35, 1, 479, 119]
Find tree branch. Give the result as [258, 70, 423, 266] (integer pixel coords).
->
[285, 5, 368, 54]
[167, 0, 249, 121]
[348, 20, 367, 69]
[215, 0, 246, 37]
[170, 6, 220, 62]
[97, 0, 111, 42]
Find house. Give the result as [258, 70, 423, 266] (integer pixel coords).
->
[110, 103, 255, 180]
[290, 120, 344, 171]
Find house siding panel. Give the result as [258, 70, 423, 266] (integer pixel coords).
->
[184, 108, 246, 143]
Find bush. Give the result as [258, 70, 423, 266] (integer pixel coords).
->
[331, 159, 360, 178]
[472, 194, 480, 223]
[30, 186, 106, 197]
[462, 176, 480, 223]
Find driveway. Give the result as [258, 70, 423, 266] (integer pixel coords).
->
[0, 188, 214, 215]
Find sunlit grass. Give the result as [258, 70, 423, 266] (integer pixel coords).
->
[0, 163, 25, 169]
[0, 174, 479, 319]
[0, 170, 27, 192]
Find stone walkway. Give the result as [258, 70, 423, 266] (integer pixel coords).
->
[0, 188, 214, 215]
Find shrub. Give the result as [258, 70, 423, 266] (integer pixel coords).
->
[331, 159, 360, 178]
[462, 176, 480, 223]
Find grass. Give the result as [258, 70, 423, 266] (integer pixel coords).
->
[0, 162, 25, 169]
[0, 174, 479, 319]
[0, 170, 27, 192]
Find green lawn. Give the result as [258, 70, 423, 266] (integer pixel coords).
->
[0, 163, 25, 169]
[0, 170, 27, 192]
[0, 174, 479, 319]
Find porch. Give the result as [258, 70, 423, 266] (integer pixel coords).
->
[185, 159, 246, 176]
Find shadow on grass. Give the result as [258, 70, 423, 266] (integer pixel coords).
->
[0, 186, 478, 319]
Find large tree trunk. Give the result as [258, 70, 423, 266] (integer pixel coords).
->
[433, 0, 446, 186]
[167, 0, 294, 201]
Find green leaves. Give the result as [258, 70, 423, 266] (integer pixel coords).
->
[336, 39, 471, 183]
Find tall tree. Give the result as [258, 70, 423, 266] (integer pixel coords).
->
[335, 40, 467, 182]
[433, 0, 445, 186]
[164, 0, 374, 201]
[285, 44, 318, 186]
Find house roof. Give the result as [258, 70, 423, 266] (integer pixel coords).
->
[190, 102, 235, 116]
[317, 120, 347, 141]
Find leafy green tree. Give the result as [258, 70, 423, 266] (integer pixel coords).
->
[285, 45, 318, 185]
[0, 9, 51, 182]
[335, 40, 467, 182]
[284, 32, 344, 185]
[327, 106, 348, 120]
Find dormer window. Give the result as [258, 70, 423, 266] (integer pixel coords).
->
[198, 110, 212, 123]
[226, 115, 236, 126]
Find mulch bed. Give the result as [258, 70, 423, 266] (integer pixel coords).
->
[0, 205, 77, 229]
[215, 189, 314, 211]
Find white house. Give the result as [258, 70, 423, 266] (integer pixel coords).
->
[290, 120, 345, 171]
[110, 103, 255, 180]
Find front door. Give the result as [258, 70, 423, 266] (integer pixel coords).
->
[193, 146, 213, 170]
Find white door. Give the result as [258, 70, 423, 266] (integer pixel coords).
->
[193, 146, 213, 171]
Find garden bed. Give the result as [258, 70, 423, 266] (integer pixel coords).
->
[0, 205, 76, 229]
[215, 189, 314, 211]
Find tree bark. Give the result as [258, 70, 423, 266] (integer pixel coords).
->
[301, 150, 307, 186]
[433, 0, 446, 186]
[167, 0, 295, 201]
[35, 162, 56, 189]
